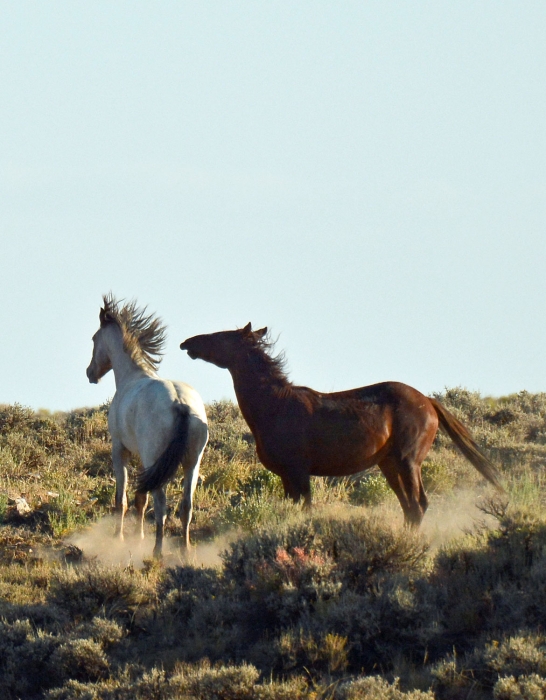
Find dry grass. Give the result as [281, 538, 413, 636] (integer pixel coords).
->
[1, 390, 546, 698]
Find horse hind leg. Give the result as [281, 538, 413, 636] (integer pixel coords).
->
[151, 487, 167, 558]
[178, 443, 206, 553]
[134, 490, 149, 540]
[378, 456, 428, 527]
[177, 420, 208, 553]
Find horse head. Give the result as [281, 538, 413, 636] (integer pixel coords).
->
[86, 306, 115, 383]
[180, 323, 268, 369]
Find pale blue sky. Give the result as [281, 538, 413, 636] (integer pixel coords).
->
[1, 2, 545, 410]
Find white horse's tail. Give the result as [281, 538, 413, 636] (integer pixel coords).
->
[136, 404, 190, 493]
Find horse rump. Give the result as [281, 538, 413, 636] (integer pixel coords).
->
[136, 404, 190, 493]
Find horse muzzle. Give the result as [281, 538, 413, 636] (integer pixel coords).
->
[86, 366, 99, 384]
[180, 341, 196, 359]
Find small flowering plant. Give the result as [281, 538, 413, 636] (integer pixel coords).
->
[247, 544, 337, 600]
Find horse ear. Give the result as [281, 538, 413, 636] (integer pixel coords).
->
[242, 322, 252, 335]
[100, 308, 113, 326]
[254, 327, 268, 338]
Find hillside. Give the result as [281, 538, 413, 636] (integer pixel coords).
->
[1, 388, 546, 699]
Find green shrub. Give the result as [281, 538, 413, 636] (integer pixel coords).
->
[49, 566, 157, 622]
[219, 492, 290, 531]
[47, 489, 90, 537]
[479, 635, 546, 682]
[421, 459, 457, 494]
[494, 674, 546, 700]
[73, 617, 125, 648]
[0, 619, 58, 698]
[350, 472, 394, 506]
[433, 507, 546, 637]
[432, 635, 546, 699]
[65, 406, 110, 444]
[46, 665, 312, 700]
[0, 492, 8, 523]
[0, 403, 35, 432]
[49, 639, 109, 683]
[223, 513, 429, 590]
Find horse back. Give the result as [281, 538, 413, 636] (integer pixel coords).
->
[254, 381, 437, 477]
[110, 376, 206, 466]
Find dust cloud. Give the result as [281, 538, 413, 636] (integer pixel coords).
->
[68, 489, 499, 569]
[316, 486, 500, 550]
[421, 488, 500, 549]
[362, 487, 500, 550]
[68, 516, 237, 569]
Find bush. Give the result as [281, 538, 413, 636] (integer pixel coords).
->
[49, 639, 109, 683]
[49, 566, 157, 622]
[350, 472, 395, 506]
[47, 489, 90, 537]
[0, 619, 58, 698]
[274, 629, 349, 675]
[432, 634, 546, 699]
[494, 674, 546, 700]
[5, 392, 546, 699]
[433, 507, 546, 639]
[335, 676, 435, 700]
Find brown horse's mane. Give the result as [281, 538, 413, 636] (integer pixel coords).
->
[102, 293, 166, 372]
[243, 330, 291, 387]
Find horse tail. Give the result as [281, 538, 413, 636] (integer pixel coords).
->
[136, 404, 190, 493]
[429, 398, 505, 493]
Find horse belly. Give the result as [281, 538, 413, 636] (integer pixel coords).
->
[307, 442, 385, 477]
[305, 417, 390, 477]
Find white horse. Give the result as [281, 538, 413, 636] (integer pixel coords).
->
[86, 294, 208, 558]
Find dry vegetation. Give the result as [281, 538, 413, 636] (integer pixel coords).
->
[1, 388, 546, 698]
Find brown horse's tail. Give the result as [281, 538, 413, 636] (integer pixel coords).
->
[430, 398, 505, 493]
[136, 404, 190, 493]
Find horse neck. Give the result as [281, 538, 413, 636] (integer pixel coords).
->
[229, 359, 288, 430]
[105, 326, 151, 388]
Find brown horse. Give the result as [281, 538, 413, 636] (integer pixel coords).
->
[180, 324, 503, 526]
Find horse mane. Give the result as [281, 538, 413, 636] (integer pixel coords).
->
[243, 329, 291, 387]
[102, 293, 166, 372]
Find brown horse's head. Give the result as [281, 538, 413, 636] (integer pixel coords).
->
[180, 323, 267, 369]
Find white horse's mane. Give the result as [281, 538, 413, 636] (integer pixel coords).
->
[102, 293, 166, 372]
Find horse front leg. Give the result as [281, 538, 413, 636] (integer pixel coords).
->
[111, 441, 129, 540]
[280, 470, 312, 509]
[151, 487, 167, 558]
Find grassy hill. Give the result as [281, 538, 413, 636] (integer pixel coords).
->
[1, 389, 546, 699]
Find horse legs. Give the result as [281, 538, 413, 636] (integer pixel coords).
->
[178, 443, 206, 553]
[281, 470, 312, 508]
[134, 490, 149, 540]
[112, 441, 129, 540]
[151, 487, 167, 558]
[378, 456, 428, 527]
